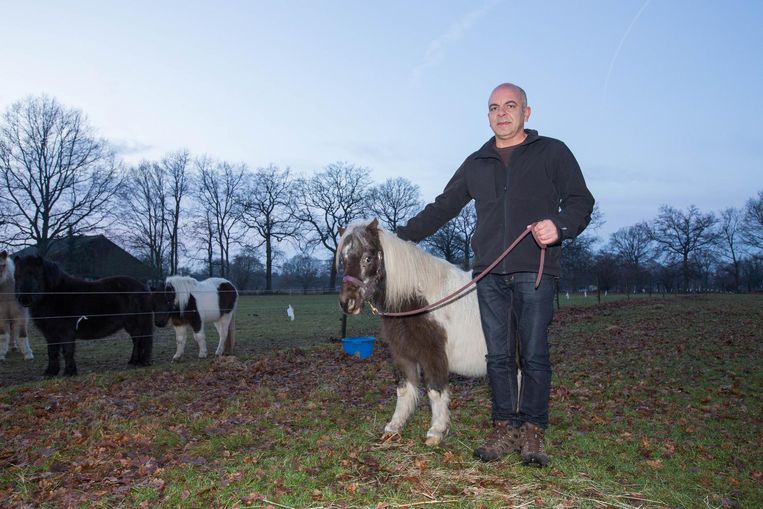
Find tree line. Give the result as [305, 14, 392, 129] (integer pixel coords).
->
[2, 96, 762, 293]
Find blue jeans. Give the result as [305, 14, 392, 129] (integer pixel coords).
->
[476, 272, 555, 429]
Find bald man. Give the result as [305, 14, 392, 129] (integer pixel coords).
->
[397, 83, 594, 466]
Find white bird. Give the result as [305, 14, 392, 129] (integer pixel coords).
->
[286, 304, 295, 321]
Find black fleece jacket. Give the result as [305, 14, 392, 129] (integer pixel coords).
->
[396, 130, 595, 276]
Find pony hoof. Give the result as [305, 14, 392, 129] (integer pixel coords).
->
[171, 357, 181, 363]
[24, 354, 34, 360]
[425, 435, 443, 447]
[381, 432, 401, 443]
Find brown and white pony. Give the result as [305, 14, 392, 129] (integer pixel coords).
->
[0, 251, 33, 361]
[337, 219, 487, 446]
[151, 276, 238, 361]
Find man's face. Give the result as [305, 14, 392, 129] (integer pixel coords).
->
[488, 85, 531, 146]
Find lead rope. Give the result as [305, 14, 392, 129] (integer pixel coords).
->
[368, 223, 546, 318]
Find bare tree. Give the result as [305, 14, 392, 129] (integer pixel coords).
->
[453, 203, 477, 270]
[367, 177, 421, 231]
[191, 208, 217, 277]
[229, 246, 265, 291]
[282, 254, 323, 291]
[742, 190, 763, 252]
[592, 249, 620, 293]
[609, 222, 653, 292]
[195, 157, 247, 278]
[718, 207, 745, 291]
[649, 205, 717, 291]
[0, 96, 121, 255]
[294, 162, 372, 288]
[161, 150, 192, 275]
[560, 203, 603, 292]
[424, 218, 463, 265]
[561, 234, 596, 292]
[241, 165, 299, 291]
[693, 246, 718, 290]
[119, 161, 168, 278]
[587, 203, 606, 233]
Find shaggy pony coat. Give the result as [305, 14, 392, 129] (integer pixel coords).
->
[0, 252, 33, 361]
[151, 276, 238, 361]
[337, 219, 487, 445]
[13, 255, 154, 376]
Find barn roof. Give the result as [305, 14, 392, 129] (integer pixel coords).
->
[14, 235, 153, 281]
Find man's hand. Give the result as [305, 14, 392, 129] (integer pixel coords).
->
[530, 219, 559, 246]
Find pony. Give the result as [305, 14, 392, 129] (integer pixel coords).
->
[337, 219, 489, 446]
[151, 275, 238, 361]
[0, 251, 33, 361]
[13, 255, 154, 376]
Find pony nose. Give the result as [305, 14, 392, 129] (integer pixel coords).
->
[339, 288, 362, 315]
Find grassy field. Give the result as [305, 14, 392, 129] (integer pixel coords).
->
[0, 294, 761, 508]
[0, 294, 379, 386]
[0, 292, 643, 386]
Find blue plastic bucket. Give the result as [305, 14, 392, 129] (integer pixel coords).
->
[342, 336, 376, 359]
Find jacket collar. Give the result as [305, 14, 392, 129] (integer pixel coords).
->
[474, 129, 540, 159]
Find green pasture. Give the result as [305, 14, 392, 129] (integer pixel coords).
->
[0, 294, 761, 508]
[1, 291, 653, 386]
[0, 294, 378, 386]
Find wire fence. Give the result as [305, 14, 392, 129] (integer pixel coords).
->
[0, 287, 669, 387]
[0, 293, 379, 387]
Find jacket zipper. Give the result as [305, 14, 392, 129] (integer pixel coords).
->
[502, 151, 512, 273]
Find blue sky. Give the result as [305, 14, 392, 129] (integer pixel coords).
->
[2, 1, 762, 241]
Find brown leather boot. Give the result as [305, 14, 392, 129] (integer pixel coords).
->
[473, 420, 521, 462]
[520, 422, 549, 466]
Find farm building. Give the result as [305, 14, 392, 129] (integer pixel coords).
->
[13, 235, 153, 281]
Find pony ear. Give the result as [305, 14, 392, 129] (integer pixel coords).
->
[338, 226, 346, 236]
[368, 218, 379, 230]
[0, 251, 7, 258]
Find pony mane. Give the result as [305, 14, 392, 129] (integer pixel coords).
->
[166, 275, 198, 311]
[338, 220, 462, 309]
[377, 229, 458, 309]
[0, 255, 14, 286]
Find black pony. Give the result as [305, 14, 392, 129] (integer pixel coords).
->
[13, 255, 154, 376]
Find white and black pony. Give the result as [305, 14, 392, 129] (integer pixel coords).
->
[13, 255, 154, 376]
[0, 251, 33, 361]
[337, 219, 488, 446]
[151, 276, 238, 361]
